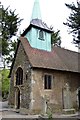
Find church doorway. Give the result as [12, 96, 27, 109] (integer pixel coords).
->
[17, 89, 20, 109]
[78, 90, 80, 109]
[15, 88, 20, 109]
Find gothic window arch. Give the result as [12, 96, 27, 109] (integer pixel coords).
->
[16, 67, 23, 85]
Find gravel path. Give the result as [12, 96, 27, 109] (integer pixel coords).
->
[0, 101, 80, 120]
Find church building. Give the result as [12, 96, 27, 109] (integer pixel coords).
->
[9, 0, 80, 114]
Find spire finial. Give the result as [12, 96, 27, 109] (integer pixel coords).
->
[31, 0, 42, 20]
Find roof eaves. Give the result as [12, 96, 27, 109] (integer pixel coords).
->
[8, 40, 20, 78]
[31, 23, 53, 33]
[31, 66, 80, 73]
[21, 25, 32, 36]
[21, 22, 53, 37]
[20, 39, 33, 69]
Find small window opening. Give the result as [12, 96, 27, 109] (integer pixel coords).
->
[39, 30, 44, 40]
[44, 75, 52, 89]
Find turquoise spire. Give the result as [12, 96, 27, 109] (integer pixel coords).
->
[31, 0, 42, 20]
[24, 0, 52, 52]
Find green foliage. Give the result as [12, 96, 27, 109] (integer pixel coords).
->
[0, 69, 10, 99]
[1, 6, 22, 40]
[0, 38, 2, 54]
[51, 30, 61, 46]
[47, 111, 53, 119]
[5, 40, 18, 64]
[64, 1, 80, 45]
[0, 71, 2, 92]
[0, 3, 23, 66]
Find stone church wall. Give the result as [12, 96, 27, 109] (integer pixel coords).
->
[8, 42, 80, 114]
[31, 68, 80, 113]
[9, 42, 31, 109]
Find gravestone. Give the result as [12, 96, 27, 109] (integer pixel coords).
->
[63, 83, 75, 114]
[63, 83, 73, 109]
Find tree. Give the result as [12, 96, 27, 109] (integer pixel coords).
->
[0, 4, 2, 55]
[0, 3, 23, 67]
[0, 69, 10, 99]
[63, 1, 80, 46]
[51, 29, 61, 46]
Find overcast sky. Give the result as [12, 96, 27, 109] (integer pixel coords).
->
[1, 0, 78, 52]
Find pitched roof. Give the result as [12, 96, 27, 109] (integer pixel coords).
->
[9, 36, 80, 77]
[20, 37, 80, 73]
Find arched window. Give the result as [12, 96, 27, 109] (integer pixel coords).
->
[39, 30, 44, 40]
[16, 67, 23, 85]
